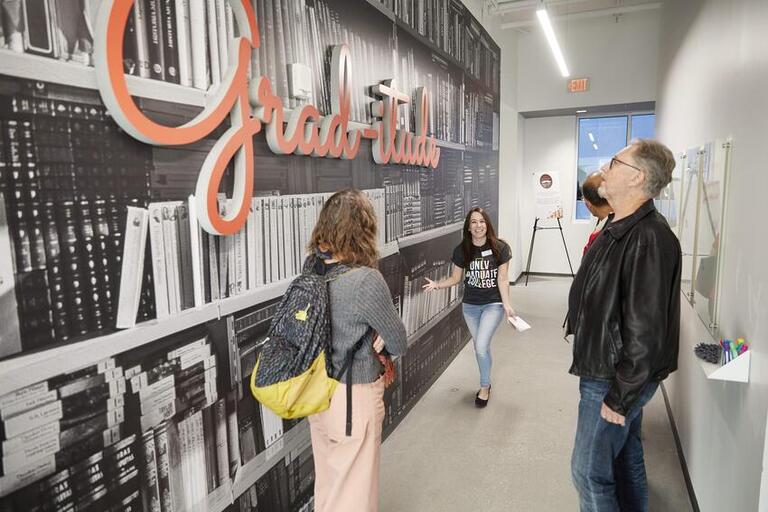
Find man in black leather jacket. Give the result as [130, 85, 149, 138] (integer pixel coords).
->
[568, 139, 681, 512]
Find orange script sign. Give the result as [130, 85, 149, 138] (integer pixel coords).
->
[94, 0, 441, 235]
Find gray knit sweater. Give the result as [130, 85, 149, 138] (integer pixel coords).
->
[328, 267, 407, 384]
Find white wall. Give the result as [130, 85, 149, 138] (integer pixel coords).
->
[516, 9, 660, 112]
[497, 31, 524, 282]
[520, 116, 592, 275]
[503, 113, 526, 282]
[508, 8, 661, 278]
[466, 0, 525, 282]
[655, 0, 768, 510]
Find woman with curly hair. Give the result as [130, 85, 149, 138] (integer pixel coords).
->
[307, 188, 407, 512]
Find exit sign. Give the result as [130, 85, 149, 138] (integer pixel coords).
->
[568, 78, 589, 93]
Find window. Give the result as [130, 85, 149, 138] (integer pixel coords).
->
[631, 114, 655, 140]
[575, 113, 656, 220]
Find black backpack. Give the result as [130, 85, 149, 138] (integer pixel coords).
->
[250, 255, 367, 436]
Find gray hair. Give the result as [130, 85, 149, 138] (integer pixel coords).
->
[632, 139, 676, 198]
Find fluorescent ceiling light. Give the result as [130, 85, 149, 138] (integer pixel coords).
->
[588, 132, 595, 142]
[536, 6, 570, 77]
[576, 110, 587, 113]
[592, 143, 599, 151]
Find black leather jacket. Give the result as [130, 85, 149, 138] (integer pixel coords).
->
[567, 200, 681, 415]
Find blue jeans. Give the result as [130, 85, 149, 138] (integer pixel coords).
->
[462, 302, 505, 387]
[571, 378, 659, 512]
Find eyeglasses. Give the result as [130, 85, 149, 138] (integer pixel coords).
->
[609, 156, 644, 173]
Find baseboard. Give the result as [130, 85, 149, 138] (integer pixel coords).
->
[511, 272, 573, 285]
[660, 382, 700, 512]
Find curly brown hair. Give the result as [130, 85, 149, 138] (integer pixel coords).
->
[308, 188, 379, 268]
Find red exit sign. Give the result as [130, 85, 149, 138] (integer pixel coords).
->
[568, 78, 589, 93]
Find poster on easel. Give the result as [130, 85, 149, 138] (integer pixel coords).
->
[524, 171, 574, 285]
[533, 171, 564, 220]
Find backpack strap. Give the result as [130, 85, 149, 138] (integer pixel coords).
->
[302, 253, 352, 279]
[335, 332, 369, 436]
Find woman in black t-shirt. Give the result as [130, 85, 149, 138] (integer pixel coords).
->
[423, 207, 515, 407]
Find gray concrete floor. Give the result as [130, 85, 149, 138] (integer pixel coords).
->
[380, 276, 692, 512]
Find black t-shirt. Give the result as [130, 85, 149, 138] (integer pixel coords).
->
[452, 240, 512, 305]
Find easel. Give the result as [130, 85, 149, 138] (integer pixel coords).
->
[523, 217, 575, 286]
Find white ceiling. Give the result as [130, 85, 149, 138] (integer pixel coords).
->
[492, 0, 662, 30]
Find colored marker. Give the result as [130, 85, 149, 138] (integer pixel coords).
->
[730, 342, 739, 360]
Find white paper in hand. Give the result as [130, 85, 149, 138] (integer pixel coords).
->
[507, 315, 531, 332]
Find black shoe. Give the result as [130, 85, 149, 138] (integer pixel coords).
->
[475, 386, 491, 408]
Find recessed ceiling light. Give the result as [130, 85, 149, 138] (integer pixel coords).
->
[576, 110, 587, 113]
[588, 132, 595, 142]
[592, 143, 599, 151]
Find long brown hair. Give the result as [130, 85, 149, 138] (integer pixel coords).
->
[461, 207, 503, 267]
[308, 188, 379, 268]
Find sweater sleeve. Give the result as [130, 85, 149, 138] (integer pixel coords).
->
[355, 269, 408, 357]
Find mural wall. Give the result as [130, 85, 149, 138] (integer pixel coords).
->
[0, 0, 500, 510]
